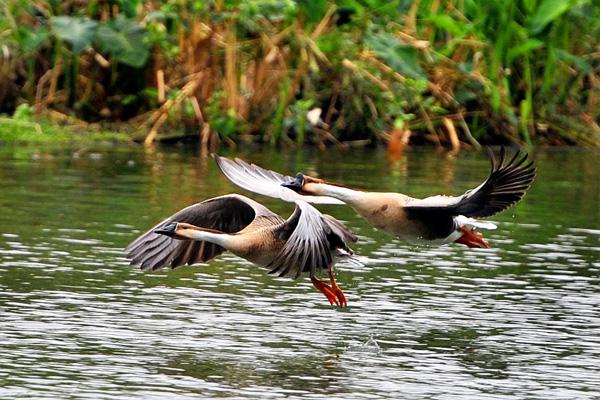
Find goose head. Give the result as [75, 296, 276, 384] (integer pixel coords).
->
[281, 173, 305, 192]
[154, 222, 197, 240]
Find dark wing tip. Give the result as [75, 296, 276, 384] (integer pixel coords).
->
[126, 195, 256, 273]
[454, 147, 536, 218]
[487, 147, 497, 173]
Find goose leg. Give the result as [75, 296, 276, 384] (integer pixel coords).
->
[454, 227, 490, 248]
[328, 269, 347, 307]
[311, 276, 339, 306]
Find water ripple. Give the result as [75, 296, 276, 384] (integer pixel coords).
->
[1, 147, 600, 399]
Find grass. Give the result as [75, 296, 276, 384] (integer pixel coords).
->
[0, 117, 132, 145]
[0, 0, 599, 148]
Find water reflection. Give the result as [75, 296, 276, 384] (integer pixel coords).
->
[0, 145, 599, 399]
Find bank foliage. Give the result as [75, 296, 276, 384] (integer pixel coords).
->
[1, 0, 599, 146]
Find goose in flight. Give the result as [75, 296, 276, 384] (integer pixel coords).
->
[214, 148, 536, 248]
[126, 194, 357, 307]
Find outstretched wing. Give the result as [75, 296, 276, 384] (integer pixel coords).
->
[267, 200, 356, 279]
[405, 147, 536, 220]
[214, 155, 345, 205]
[126, 194, 272, 271]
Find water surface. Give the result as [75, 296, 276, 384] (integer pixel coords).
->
[1, 145, 599, 399]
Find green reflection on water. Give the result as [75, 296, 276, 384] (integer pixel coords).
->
[0, 144, 599, 398]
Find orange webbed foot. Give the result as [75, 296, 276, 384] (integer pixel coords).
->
[332, 285, 347, 307]
[328, 270, 347, 308]
[311, 276, 339, 306]
[455, 227, 490, 248]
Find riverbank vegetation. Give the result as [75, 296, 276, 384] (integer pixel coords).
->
[1, 0, 599, 147]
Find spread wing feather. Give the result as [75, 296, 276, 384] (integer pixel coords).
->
[214, 155, 345, 205]
[126, 194, 269, 271]
[405, 147, 536, 219]
[267, 200, 355, 279]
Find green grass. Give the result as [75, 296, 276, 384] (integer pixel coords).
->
[0, 117, 132, 145]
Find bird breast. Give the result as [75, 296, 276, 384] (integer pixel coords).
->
[225, 226, 284, 267]
[350, 193, 427, 239]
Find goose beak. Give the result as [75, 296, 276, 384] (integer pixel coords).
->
[154, 222, 178, 237]
[281, 173, 304, 192]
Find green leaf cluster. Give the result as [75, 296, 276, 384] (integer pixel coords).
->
[0, 0, 598, 146]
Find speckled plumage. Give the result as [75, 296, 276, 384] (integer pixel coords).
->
[126, 194, 356, 279]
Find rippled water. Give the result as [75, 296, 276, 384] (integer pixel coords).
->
[1, 145, 599, 399]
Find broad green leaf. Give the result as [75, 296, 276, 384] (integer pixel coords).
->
[296, 0, 327, 22]
[428, 14, 466, 36]
[96, 16, 149, 68]
[365, 0, 402, 17]
[507, 39, 544, 64]
[522, 0, 537, 13]
[555, 49, 591, 73]
[114, 0, 142, 18]
[146, 11, 172, 22]
[365, 33, 426, 79]
[528, 0, 573, 34]
[18, 27, 49, 54]
[454, 87, 478, 104]
[316, 31, 344, 54]
[50, 16, 98, 54]
[238, 0, 296, 20]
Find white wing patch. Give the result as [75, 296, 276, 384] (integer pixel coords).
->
[268, 200, 334, 279]
[215, 155, 345, 205]
[455, 215, 497, 230]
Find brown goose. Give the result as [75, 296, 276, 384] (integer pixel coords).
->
[126, 194, 357, 307]
[214, 148, 536, 248]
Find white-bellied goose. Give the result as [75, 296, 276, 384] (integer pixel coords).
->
[214, 148, 536, 248]
[126, 194, 357, 307]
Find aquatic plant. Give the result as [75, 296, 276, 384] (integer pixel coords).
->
[0, 0, 598, 146]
